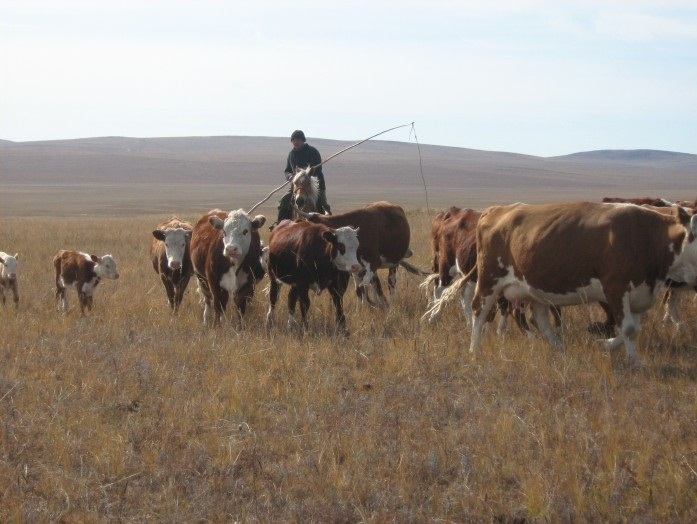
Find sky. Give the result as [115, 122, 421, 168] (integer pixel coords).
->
[2, 0, 696, 157]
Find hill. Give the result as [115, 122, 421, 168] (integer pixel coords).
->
[1, 136, 695, 217]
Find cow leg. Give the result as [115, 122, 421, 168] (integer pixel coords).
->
[214, 288, 229, 326]
[174, 273, 191, 312]
[460, 281, 475, 326]
[266, 278, 280, 330]
[470, 289, 498, 353]
[661, 288, 682, 326]
[331, 271, 350, 335]
[372, 274, 388, 308]
[531, 302, 563, 350]
[56, 286, 67, 312]
[386, 267, 397, 305]
[0, 286, 5, 305]
[78, 292, 88, 316]
[233, 280, 254, 329]
[196, 276, 214, 325]
[11, 282, 19, 308]
[295, 286, 312, 331]
[161, 274, 176, 310]
[353, 273, 377, 307]
[287, 286, 301, 331]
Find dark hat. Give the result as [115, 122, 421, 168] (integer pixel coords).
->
[290, 130, 306, 142]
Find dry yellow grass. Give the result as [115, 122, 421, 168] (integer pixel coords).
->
[2, 211, 697, 522]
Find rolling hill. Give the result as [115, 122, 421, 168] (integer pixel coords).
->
[1, 136, 695, 217]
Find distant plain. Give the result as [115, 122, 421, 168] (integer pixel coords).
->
[2, 136, 696, 218]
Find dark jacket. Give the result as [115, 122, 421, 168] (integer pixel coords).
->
[284, 143, 326, 191]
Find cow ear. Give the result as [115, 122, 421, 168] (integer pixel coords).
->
[0, 256, 5, 265]
[252, 215, 266, 229]
[14, 253, 18, 260]
[322, 230, 338, 245]
[209, 216, 225, 230]
[90, 255, 101, 263]
[152, 230, 166, 241]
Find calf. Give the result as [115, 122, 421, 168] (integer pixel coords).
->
[53, 250, 120, 315]
[0, 252, 19, 308]
[266, 220, 361, 334]
[151, 217, 193, 312]
[190, 209, 266, 326]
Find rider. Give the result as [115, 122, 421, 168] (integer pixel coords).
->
[276, 130, 331, 223]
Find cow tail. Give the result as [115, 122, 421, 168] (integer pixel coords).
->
[420, 265, 477, 321]
[399, 260, 432, 276]
[419, 273, 439, 292]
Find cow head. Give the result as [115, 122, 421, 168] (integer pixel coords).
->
[210, 209, 266, 266]
[292, 167, 320, 213]
[92, 254, 120, 280]
[0, 253, 18, 279]
[324, 226, 361, 273]
[152, 227, 191, 270]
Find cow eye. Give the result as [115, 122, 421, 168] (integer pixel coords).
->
[338, 244, 345, 255]
[243, 229, 248, 235]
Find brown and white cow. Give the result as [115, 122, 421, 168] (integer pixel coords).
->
[265, 219, 361, 334]
[298, 201, 426, 307]
[53, 250, 120, 315]
[422, 207, 553, 333]
[151, 217, 193, 312]
[465, 201, 697, 365]
[190, 209, 266, 326]
[0, 251, 19, 308]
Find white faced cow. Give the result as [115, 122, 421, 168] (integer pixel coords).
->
[190, 209, 266, 326]
[265, 219, 361, 334]
[151, 217, 193, 312]
[0, 251, 19, 308]
[53, 250, 120, 315]
[466, 201, 697, 366]
[297, 201, 427, 307]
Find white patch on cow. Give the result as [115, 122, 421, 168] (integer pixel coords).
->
[331, 226, 361, 273]
[80, 277, 101, 297]
[219, 267, 250, 295]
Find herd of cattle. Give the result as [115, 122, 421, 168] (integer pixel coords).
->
[2, 171, 697, 367]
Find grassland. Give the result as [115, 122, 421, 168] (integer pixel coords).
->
[2, 210, 697, 522]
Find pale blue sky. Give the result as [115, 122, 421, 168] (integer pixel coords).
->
[2, 0, 696, 156]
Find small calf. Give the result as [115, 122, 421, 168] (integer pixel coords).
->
[0, 252, 19, 308]
[53, 250, 120, 315]
[151, 217, 193, 312]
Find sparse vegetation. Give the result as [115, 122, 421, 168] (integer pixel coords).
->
[2, 211, 697, 522]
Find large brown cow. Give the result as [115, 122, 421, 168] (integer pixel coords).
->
[298, 201, 426, 307]
[190, 209, 266, 326]
[422, 207, 547, 332]
[265, 219, 361, 334]
[151, 217, 193, 312]
[0, 251, 19, 308]
[53, 250, 120, 315]
[462, 202, 697, 366]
